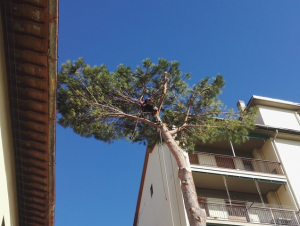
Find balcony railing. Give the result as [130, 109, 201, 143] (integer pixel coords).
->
[190, 152, 283, 175]
[200, 201, 300, 225]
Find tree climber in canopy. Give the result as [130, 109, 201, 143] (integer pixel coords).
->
[141, 97, 160, 124]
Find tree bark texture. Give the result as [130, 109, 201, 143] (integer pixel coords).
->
[159, 123, 206, 226]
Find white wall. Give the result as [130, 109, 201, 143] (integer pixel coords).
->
[0, 10, 19, 226]
[136, 144, 189, 226]
[255, 111, 265, 125]
[258, 106, 300, 130]
[274, 139, 300, 208]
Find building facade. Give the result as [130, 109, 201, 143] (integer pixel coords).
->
[133, 96, 300, 226]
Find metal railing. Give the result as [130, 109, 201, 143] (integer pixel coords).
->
[190, 152, 283, 175]
[200, 201, 300, 225]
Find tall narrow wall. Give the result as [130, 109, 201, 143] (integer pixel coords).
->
[0, 10, 18, 226]
[136, 144, 188, 226]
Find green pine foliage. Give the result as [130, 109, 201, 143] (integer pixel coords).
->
[57, 58, 257, 153]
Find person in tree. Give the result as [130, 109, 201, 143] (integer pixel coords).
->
[141, 97, 160, 124]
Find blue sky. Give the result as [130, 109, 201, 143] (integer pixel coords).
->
[55, 1, 300, 225]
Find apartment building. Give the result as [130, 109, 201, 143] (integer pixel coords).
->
[133, 95, 300, 226]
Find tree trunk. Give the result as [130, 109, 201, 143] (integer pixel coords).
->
[159, 123, 206, 226]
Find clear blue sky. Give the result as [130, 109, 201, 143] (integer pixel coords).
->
[55, 1, 300, 225]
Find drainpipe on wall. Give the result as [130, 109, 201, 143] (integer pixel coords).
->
[229, 141, 236, 157]
[295, 112, 300, 127]
[274, 129, 278, 140]
[271, 130, 300, 210]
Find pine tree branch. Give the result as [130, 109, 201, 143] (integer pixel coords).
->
[139, 90, 146, 103]
[169, 124, 219, 135]
[185, 124, 219, 128]
[76, 72, 99, 103]
[186, 111, 241, 122]
[184, 106, 191, 124]
[157, 71, 168, 112]
[152, 86, 163, 97]
[97, 79, 141, 106]
[112, 92, 140, 106]
[102, 113, 159, 127]
[172, 90, 188, 110]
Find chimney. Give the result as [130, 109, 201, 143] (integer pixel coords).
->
[237, 100, 246, 112]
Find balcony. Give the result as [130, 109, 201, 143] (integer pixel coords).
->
[200, 200, 300, 225]
[189, 152, 284, 175]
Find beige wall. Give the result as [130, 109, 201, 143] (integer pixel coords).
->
[136, 144, 189, 226]
[258, 105, 300, 130]
[0, 10, 19, 226]
[277, 185, 294, 209]
[266, 185, 294, 209]
[261, 139, 277, 162]
[266, 191, 280, 206]
[252, 148, 263, 160]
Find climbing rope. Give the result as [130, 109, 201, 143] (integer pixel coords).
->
[158, 138, 167, 200]
[130, 111, 142, 140]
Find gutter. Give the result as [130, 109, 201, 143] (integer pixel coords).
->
[48, 0, 58, 225]
[255, 124, 300, 136]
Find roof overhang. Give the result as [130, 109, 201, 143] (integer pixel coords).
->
[0, 0, 58, 225]
[247, 95, 300, 111]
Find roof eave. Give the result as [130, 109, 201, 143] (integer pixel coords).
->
[47, 0, 59, 225]
[247, 95, 300, 111]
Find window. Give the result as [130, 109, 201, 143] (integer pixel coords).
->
[150, 184, 153, 197]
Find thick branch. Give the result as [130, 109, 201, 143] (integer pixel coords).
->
[173, 106, 192, 136]
[184, 106, 191, 124]
[139, 90, 146, 103]
[169, 123, 186, 135]
[157, 71, 168, 112]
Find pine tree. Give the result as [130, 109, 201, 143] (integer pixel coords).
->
[57, 58, 257, 226]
